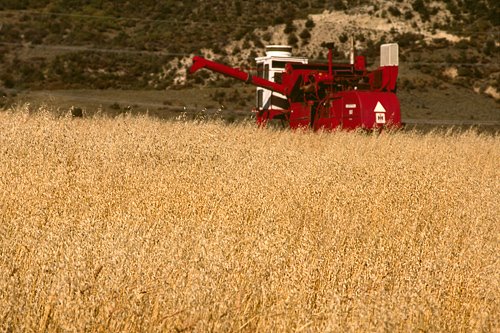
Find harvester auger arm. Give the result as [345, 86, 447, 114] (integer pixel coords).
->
[189, 56, 288, 95]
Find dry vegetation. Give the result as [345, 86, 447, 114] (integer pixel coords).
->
[0, 105, 499, 332]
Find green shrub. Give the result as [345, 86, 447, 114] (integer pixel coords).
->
[388, 6, 401, 16]
[299, 29, 311, 40]
[412, 0, 430, 21]
[284, 22, 296, 34]
[339, 33, 348, 43]
[287, 33, 299, 46]
[305, 18, 315, 28]
[483, 39, 496, 55]
[333, 0, 346, 11]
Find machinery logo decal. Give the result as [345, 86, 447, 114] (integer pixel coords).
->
[376, 113, 386, 124]
[374, 101, 386, 124]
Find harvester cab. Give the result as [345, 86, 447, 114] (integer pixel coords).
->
[254, 45, 308, 112]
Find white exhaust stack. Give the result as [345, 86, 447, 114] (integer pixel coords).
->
[350, 37, 355, 65]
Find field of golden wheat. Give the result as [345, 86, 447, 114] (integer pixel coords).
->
[0, 105, 499, 332]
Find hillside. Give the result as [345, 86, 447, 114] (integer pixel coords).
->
[0, 0, 499, 118]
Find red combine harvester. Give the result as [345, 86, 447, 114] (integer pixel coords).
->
[189, 43, 400, 130]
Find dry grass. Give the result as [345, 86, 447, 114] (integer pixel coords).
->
[0, 104, 498, 332]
